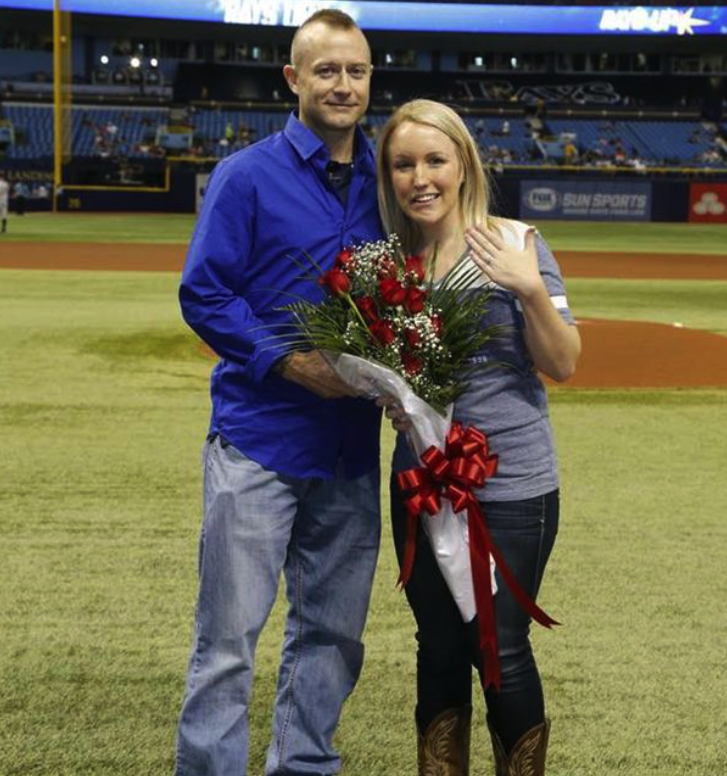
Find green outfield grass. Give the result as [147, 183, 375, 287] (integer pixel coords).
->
[1, 213, 726, 255]
[0, 212, 194, 243]
[1, 220, 727, 775]
[568, 278, 727, 334]
[534, 220, 727, 255]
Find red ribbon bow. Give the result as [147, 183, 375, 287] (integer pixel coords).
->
[396, 422, 559, 690]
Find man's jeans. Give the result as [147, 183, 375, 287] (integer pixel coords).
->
[175, 436, 381, 776]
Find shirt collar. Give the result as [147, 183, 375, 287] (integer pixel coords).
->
[283, 112, 375, 174]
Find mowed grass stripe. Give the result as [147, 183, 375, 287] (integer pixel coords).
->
[568, 278, 727, 335]
[1, 214, 726, 256]
[534, 220, 727, 255]
[0, 212, 194, 244]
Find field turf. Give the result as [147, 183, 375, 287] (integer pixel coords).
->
[3, 213, 727, 254]
[1, 216, 726, 775]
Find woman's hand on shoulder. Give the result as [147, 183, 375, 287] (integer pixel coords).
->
[465, 222, 543, 299]
[467, 220, 581, 382]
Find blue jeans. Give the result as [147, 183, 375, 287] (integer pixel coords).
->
[175, 436, 381, 776]
[391, 481, 559, 753]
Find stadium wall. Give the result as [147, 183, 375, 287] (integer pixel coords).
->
[500, 176, 692, 222]
[56, 167, 196, 212]
[51, 168, 727, 223]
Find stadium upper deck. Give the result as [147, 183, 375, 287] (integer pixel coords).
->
[0, 1, 725, 213]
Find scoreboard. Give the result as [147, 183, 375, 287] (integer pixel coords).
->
[1, 1, 726, 36]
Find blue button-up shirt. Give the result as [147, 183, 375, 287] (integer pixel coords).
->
[180, 114, 383, 479]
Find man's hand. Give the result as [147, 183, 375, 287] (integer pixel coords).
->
[376, 395, 411, 432]
[277, 351, 357, 398]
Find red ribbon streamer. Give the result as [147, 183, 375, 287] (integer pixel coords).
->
[396, 422, 559, 690]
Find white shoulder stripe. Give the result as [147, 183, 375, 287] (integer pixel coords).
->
[515, 295, 569, 312]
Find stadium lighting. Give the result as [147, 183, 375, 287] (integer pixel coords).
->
[100, 55, 109, 65]
[130, 56, 141, 68]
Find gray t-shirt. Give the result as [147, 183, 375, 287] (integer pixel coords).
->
[392, 230, 576, 502]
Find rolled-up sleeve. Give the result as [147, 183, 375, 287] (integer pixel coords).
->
[179, 159, 290, 383]
[535, 233, 576, 325]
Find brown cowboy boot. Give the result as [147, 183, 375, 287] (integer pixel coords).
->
[417, 705, 472, 776]
[487, 717, 550, 776]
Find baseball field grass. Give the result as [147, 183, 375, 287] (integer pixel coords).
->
[1, 216, 726, 775]
[1, 212, 194, 244]
[4, 212, 727, 254]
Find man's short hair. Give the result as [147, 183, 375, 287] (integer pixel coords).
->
[290, 9, 364, 67]
[300, 8, 358, 31]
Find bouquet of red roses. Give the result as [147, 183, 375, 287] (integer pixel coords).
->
[281, 234, 501, 415]
[275, 231, 555, 689]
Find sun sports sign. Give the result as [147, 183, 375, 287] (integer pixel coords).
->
[521, 181, 653, 221]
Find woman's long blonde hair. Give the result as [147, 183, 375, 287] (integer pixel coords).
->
[376, 99, 493, 255]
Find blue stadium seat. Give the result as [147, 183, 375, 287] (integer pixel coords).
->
[2, 103, 723, 169]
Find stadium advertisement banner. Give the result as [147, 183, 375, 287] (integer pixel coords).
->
[2, 2, 727, 35]
[520, 181, 653, 222]
[689, 183, 727, 223]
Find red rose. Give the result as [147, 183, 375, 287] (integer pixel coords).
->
[380, 278, 407, 306]
[319, 268, 350, 297]
[404, 327, 421, 350]
[404, 255, 425, 284]
[369, 319, 396, 346]
[404, 287, 426, 314]
[335, 249, 354, 269]
[430, 314, 443, 337]
[356, 295, 379, 323]
[401, 351, 422, 375]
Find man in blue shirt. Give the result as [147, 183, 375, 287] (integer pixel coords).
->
[175, 10, 383, 776]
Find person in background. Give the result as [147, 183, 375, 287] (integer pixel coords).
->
[224, 120, 234, 143]
[12, 179, 27, 216]
[377, 99, 581, 776]
[0, 172, 9, 233]
[174, 10, 382, 776]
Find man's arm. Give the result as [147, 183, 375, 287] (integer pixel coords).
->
[180, 160, 356, 397]
[180, 160, 295, 384]
[274, 351, 357, 398]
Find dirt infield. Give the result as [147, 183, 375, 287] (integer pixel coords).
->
[557, 251, 727, 280]
[2, 240, 727, 388]
[0, 242, 184, 272]
[3, 243, 727, 279]
[546, 319, 727, 388]
[199, 320, 727, 389]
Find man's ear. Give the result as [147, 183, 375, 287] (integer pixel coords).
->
[283, 64, 299, 96]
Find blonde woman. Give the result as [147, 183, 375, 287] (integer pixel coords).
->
[377, 100, 580, 776]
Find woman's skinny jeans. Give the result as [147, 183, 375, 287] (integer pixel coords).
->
[391, 481, 559, 754]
